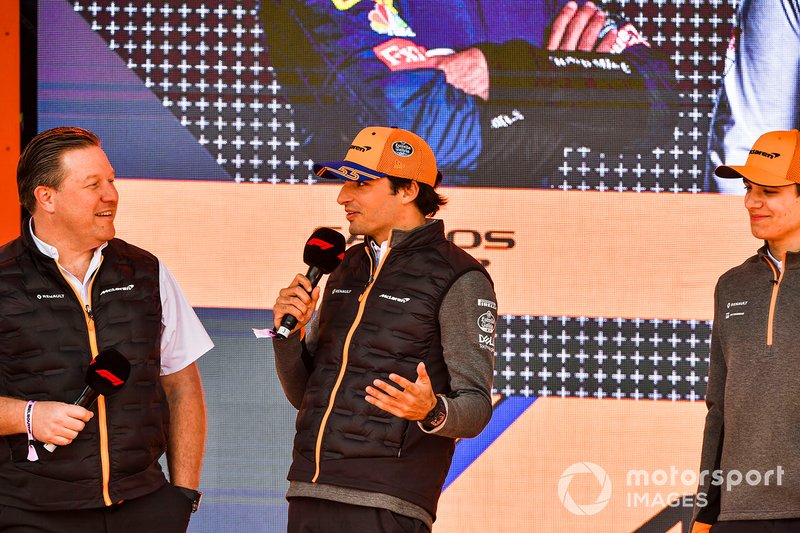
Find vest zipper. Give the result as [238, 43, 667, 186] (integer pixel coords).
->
[311, 240, 391, 482]
[359, 246, 375, 302]
[55, 258, 113, 506]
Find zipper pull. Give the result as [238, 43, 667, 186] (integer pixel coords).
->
[85, 304, 94, 320]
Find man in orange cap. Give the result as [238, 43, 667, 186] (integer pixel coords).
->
[692, 130, 800, 532]
[271, 126, 496, 532]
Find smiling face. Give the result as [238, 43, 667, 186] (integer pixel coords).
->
[41, 145, 119, 252]
[336, 178, 425, 243]
[744, 179, 800, 259]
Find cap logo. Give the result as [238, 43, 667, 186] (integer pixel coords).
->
[750, 149, 781, 159]
[349, 144, 371, 152]
[392, 141, 413, 157]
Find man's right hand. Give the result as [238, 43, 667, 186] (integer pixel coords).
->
[32, 401, 93, 447]
[272, 273, 321, 336]
[547, 1, 618, 53]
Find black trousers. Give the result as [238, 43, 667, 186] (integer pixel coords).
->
[0, 482, 193, 533]
[711, 519, 800, 533]
[288, 497, 430, 533]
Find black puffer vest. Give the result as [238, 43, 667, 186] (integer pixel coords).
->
[288, 220, 491, 518]
[0, 224, 167, 510]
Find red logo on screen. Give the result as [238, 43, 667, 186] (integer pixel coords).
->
[373, 38, 436, 71]
[307, 238, 334, 250]
[96, 370, 125, 387]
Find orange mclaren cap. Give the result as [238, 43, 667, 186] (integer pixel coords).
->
[715, 130, 800, 187]
[313, 126, 439, 187]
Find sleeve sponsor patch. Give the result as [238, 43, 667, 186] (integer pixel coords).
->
[373, 38, 439, 71]
[478, 310, 496, 334]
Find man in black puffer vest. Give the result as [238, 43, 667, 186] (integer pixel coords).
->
[272, 126, 497, 532]
[0, 127, 212, 532]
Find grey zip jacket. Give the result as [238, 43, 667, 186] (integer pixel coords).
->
[693, 245, 800, 525]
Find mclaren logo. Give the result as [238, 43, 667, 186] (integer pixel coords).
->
[349, 145, 371, 153]
[100, 284, 135, 296]
[379, 293, 410, 303]
[749, 149, 780, 159]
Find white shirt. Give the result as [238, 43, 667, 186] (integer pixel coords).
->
[369, 239, 388, 265]
[30, 221, 213, 375]
[767, 248, 784, 273]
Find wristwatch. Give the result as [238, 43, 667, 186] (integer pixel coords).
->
[176, 486, 203, 513]
[421, 395, 447, 429]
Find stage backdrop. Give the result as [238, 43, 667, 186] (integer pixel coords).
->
[36, 1, 767, 531]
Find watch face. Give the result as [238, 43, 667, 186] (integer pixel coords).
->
[424, 397, 447, 427]
[429, 410, 446, 427]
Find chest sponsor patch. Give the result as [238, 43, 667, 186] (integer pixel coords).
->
[37, 293, 65, 300]
[368, 0, 415, 37]
[478, 310, 496, 334]
[331, 288, 352, 294]
[379, 292, 410, 303]
[373, 38, 439, 71]
[100, 284, 135, 296]
[726, 300, 748, 309]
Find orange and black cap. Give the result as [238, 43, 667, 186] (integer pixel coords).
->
[715, 130, 800, 187]
[313, 126, 439, 187]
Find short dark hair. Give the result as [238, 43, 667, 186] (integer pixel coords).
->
[387, 172, 447, 216]
[17, 127, 101, 214]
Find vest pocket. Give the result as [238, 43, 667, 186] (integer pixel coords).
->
[323, 407, 409, 460]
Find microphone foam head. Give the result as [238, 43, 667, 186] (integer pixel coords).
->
[86, 348, 131, 396]
[303, 227, 346, 274]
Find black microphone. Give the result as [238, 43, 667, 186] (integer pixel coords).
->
[44, 348, 131, 452]
[275, 227, 346, 339]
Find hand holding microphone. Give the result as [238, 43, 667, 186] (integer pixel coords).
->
[274, 228, 346, 339]
[42, 349, 131, 452]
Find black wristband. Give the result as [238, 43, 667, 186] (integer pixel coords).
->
[421, 395, 447, 429]
[176, 486, 203, 513]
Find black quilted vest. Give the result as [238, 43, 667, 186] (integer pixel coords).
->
[288, 220, 491, 518]
[0, 224, 167, 510]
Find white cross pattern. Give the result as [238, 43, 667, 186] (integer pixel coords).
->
[493, 314, 712, 401]
[73, 0, 736, 190]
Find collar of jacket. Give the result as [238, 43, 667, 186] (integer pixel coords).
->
[756, 243, 800, 270]
[364, 218, 443, 255]
[20, 217, 54, 262]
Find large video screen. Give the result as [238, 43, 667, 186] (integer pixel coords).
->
[38, 0, 779, 531]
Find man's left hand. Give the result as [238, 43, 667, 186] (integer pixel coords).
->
[365, 362, 437, 421]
